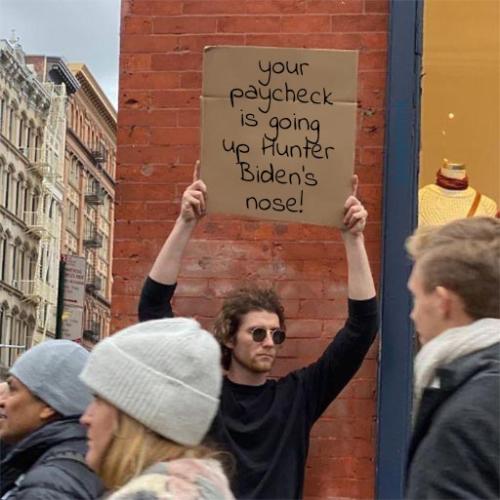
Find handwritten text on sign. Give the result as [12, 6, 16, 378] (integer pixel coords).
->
[201, 46, 358, 227]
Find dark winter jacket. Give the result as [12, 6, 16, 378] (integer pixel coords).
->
[406, 343, 500, 499]
[0, 417, 103, 500]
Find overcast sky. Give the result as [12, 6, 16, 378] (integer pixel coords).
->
[0, 0, 121, 109]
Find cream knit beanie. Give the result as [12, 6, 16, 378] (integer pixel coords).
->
[80, 318, 222, 446]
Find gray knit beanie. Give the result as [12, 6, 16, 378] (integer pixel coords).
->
[80, 318, 222, 447]
[11, 339, 91, 416]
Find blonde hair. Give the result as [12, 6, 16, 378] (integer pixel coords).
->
[98, 411, 218, 491]
[406, 217, 500, 319]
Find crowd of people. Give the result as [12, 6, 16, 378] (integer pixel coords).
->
[0, 165, 498, 499]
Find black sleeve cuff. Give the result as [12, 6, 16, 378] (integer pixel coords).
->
[143, 276, 177, 301]
[138, 277, 177, 321]
[346, 296, 379, 335]
[347, 296, 378, 317]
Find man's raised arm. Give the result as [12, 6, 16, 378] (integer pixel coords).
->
[138, 162, 206, 321]
[342, 175, 376, 301]
[300, 176, 378, 423]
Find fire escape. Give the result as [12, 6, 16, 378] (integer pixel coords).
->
[83, 150, 106, 341]
[22, 82, 66, 342]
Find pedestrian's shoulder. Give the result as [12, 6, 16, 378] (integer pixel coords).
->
[108, 458, 234, 500]
[434, 371, 499, 432]
[15, 448, 102, 500]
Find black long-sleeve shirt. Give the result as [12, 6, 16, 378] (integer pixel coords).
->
[139, 277, 379, 499]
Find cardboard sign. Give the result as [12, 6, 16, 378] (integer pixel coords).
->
[201, 46, 358, 227]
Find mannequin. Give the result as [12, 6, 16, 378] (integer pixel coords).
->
[419, 162, 498, 226]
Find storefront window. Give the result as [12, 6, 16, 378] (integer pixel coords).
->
[419, 0, 499, 226]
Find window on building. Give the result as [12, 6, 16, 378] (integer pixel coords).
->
[29, 253, 37, 281]
[67, 201, 79, 233]
[65, 232, 78, 254]
[87, 176, 97, 195]
[49, 198, 55, 219]
[0, 305, 11, 367]
[99, 270, 108, 298]
[19, 317, 27, 359]
[26, 124, 32, 150]
[8, 107, 15, 142]
[23, 184, 31, 223]
[11, 242, 19, 287]
[0, 97, 5, 135]
[22, 320, 29, 351]
[43, 194, 49, 216]
[38, 248, 44, 281]
[8, 315, 17, 365]
[84, 218, 95, 240]
[0, 163, 5, 209]
[4, 168, 11, 210]
[32, 190, 39, 214]
[9, 315, 17, 357]
[18, 114, 25, 149]
[9, 313, 25, 363]
[102, 196, 110, 220]
[11, 175, 18, 215]
[0, 305, 5, 356]
[19, 247, 25, 284]
[14, 176, 21, 218]
[69, 159, 80, 186]
[45, 256, 51, 284]
[0, 235, 6, 282]
[34, 133, 40, 162]
[109, 152, 116, 178]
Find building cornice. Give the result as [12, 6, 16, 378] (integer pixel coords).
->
[0, 41, 50, 111]
[48, 60, 80, 94]
[68, 63, 117, 134]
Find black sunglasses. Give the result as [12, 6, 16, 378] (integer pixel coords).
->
[249, 327, 286, 345]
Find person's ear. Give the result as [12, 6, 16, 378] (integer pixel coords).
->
[40, 404, 57, 421]
[435, 286, 453, 319]
[224, 337, 235, 349]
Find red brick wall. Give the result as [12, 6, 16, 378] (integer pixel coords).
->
[114, 1, 388, 498]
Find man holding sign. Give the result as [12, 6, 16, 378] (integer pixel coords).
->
[138, 164, 378, 499]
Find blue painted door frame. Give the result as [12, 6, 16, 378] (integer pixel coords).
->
[376, 0, 424, 499]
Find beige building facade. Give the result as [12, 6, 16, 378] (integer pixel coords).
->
[27, 58, 116, 346]
[0, 40, 67, 369]
[0, 44, 116, 369]
[65, 64, 116, 344]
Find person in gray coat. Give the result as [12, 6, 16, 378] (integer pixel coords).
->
[0, 340, 103, 499]
[405, 216, 500, 499]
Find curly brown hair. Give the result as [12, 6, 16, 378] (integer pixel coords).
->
[213, 287, 285, 370]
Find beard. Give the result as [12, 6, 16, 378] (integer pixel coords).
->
[232, 350, 276, 374]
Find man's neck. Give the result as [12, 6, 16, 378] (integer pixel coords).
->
[226, 364, 268, 386]
[431, 315, 476, 343]
[445, 309, 476, 331]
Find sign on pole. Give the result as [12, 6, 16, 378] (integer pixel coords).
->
[201, 46, 358, 227]
[61, 254, 86, 341]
